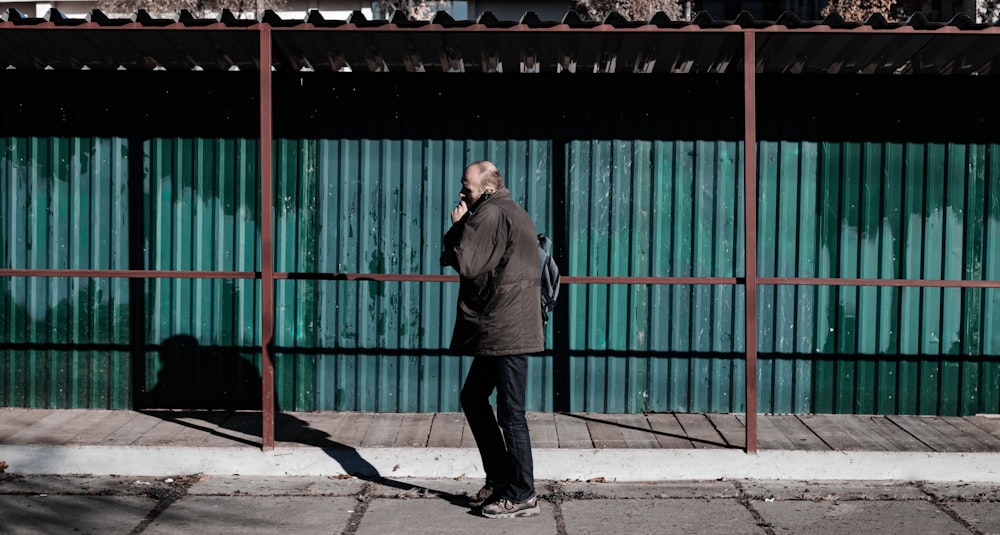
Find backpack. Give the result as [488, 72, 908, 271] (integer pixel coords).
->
[538, 233, 560, 326]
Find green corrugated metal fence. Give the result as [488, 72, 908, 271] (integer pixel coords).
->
[565, 139, 747, 413]
[1, 136, 132, 408]
[142, 137, 262, 409]
[3, 133, 999, 415]
[757, 140, 1000, 415]
[271, 139, 555, 411]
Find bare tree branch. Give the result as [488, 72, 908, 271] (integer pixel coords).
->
[979, 0, 1000, 22]
[571, 0, 688, 22]
[377, 0, 452, 20]
[96, 0, 286, 19]
[820, 0, 977, 21]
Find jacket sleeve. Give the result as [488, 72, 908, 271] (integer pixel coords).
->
[451, 207, 507, 280]
[439, 220, 464, 269]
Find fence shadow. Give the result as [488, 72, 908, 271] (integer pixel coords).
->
[557, 412, 740, 449]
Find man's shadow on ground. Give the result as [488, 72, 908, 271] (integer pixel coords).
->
[140, 334, 472, 509]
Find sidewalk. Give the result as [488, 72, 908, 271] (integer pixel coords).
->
[1, 474, 998, 534]
[3, 409, 1000, 534]
[2, 408, 1000, 482]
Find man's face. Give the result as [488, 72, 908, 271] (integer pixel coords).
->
[460, 166, 487, 206]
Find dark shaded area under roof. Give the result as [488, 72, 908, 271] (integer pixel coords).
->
[1, 8, 999, 74]
[4, 69, 999, 144]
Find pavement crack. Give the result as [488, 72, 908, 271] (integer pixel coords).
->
[915, 481, 983, 535]
[734, 480, 776, 535]
[341, 481, 377, 535]
[546, 482, 569, 535]
[127, 474, 199, 534]
[551, 499, 568, 535]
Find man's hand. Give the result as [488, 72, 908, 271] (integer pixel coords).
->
[451, 200, 469, 224]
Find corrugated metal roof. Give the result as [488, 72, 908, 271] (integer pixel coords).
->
[1, 8, 999, 74]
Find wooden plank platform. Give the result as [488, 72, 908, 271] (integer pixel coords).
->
[553, 412, 592, 448]
[707, 413, 746, 449]
[676, 413, 728, 449]
[393, 412, 433, 448]
[527, 412, 559, 448]
[645, 413, 694, 449]
[613, 414, 660, 449]
[2, 408, 1000, 453]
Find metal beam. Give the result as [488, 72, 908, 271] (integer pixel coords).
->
[743, 30, 758, 455]
[259, 26, 275, 451]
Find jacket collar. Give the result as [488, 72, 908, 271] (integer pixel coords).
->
[470, 187, 509, 215]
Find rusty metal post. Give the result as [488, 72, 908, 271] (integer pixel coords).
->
[743, 30, 759, 455]
[259, 26, 275, 451]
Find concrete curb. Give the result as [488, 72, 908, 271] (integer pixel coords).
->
[4, 445, 999, 482]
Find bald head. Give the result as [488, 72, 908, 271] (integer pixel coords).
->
[458, 160, 505, 209]
[469, 160, 505, 191]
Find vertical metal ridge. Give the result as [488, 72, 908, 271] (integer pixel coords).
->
[2, 137, 17, 406]
[68, 140, 86, 297]
[984, 145, 1000, 410]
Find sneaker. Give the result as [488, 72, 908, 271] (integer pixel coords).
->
[468, 484, 500, 507]
[480, 496, 540, 518]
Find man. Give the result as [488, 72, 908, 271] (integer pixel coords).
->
[440, 160, 544, 519]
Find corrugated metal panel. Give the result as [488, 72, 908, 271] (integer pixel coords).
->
[6, 132, 998, 416]
[272, 139, 554, 412]
[5, 72, 999, 418]
[565, 139, 747, 413]
[0, 134, 263, 409]
[0, 136, 131, 408]
[755, 140, 817, 413]
[757, 141, 1000, 415]
[141, 137, 262, 409]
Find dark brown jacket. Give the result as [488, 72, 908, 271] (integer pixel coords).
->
[441, 188, 544, 356]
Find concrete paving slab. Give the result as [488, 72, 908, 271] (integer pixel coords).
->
[560, 498, 764, 535]
[365, 478, 743, 502]
[0, 475, 995, 535]
[741, 480, 928, 501]
[755, 499, 963, 534]
[0, 474, 186, 498]
[143, 496, 356, 534]
[368, 477, 487, 500]
[186, 475, 367, 496]
[183, 476, 482, 503]
[948, 502, 1000, 534]
[0, 474, 132, 495]
[555, 480, 740, 499]
[923, 482, 1000, 501]
[363, 478, 741, 502]
[0, 495, 153, 534]
[356, 496, 558, 535]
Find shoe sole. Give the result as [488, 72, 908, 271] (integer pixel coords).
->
[481, 505, 540, 519]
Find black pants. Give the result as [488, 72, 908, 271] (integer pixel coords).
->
[460, 354, 535, 502]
